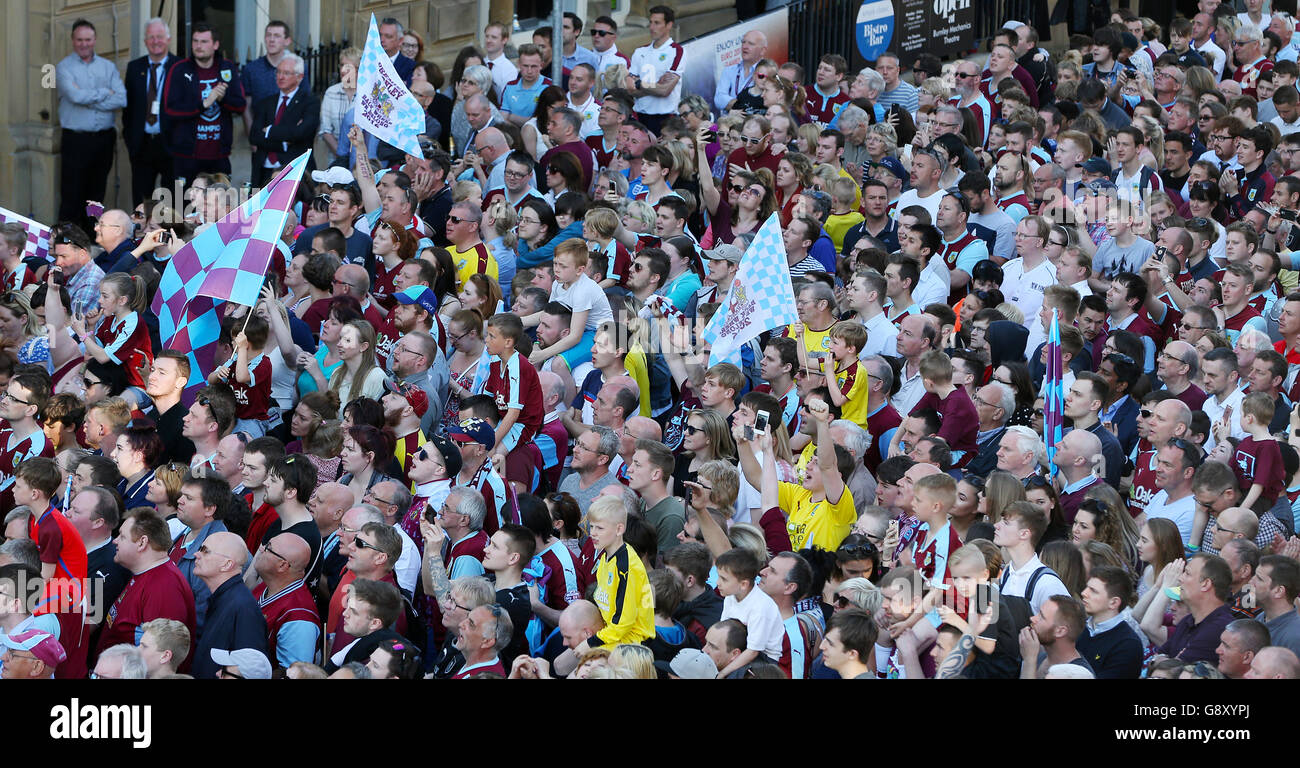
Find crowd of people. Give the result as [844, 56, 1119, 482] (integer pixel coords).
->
[13, 0, 1300, 680]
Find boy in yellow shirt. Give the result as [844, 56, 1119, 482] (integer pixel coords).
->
[802, 320, 870, 430]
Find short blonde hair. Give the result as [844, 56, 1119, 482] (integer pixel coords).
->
[948, 542, 987, 574]
[586, 495, 627, 526]
[608, 644, 656, 679]
[89, 397, 132, 431]
[140, 618, 191, 669]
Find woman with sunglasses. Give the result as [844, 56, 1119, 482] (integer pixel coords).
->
[371, 219, 417, 312]
[339, 424, 399, 506]
[672, 409, 737, 495]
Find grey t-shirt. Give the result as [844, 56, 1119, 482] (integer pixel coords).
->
[1266, 609, 1300, 658]
[558, 470, 619, 514]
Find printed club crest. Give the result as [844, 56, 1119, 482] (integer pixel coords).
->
[719, 280, 756, 338]
[220, 69, 232, 82]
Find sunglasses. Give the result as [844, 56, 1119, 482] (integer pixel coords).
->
[590, 29, 612, 37]
[728, 184, 746, 193]
[353, 537, 380, 553]
[739, 134, 767, 146]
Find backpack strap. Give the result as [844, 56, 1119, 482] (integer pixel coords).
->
[1024, 566, 1059, 605]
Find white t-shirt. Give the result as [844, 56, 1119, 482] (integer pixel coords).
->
[893, 188, 944, 222]
[628, 37, 685, 115]
[721, 586, 784, 661]
[550, 273, 614, 332]
[913, 255, 952, 308]
[1143, 489, 1197, 545]
[1000, 256, 1057, 321]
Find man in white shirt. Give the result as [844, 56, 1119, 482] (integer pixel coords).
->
[625, 6, 685, 136]
[565, 63, 602, 137]
[482, 22, 518, 97]
[993, 504, 1071, 613]
[1192, 12, 1227, 80]
[714, 30, 767, 112]
[1272, 85, 1300, 135]
[1001, 215, 1058, 322]
[902, 225, 951, 308]
[1200, 347, 1247, 454]
[894, 148, 944, 221]
[590, 16, 630, 77]
[1141, 440, 1200, 545]
[845, 270, 898, 357]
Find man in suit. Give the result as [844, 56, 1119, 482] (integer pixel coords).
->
[379, 18, 415, 86]
[123, 17, 178, 205]
[248, 53, 319, 186]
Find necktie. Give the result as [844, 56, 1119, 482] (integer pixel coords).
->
[488, 61, 494, 70]
[145, 64, 158, 125]
[268, 94, 288, 165]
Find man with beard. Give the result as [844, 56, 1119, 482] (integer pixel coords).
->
[381, 381, 429, 481]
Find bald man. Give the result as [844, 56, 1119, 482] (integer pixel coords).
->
[1157, 340, 1207, 410]
[1246, 646, 1300, 678]
[459, 125, 510, 192]
[554, 599, 607, 677]
[192, 532, 269, 678]
[715, 30, 768, 112]
[1054, 428, 1104, 521]
[93, 209, 137, 274]
[312, 481, 356, 595]
[895, 462, 941, 516]
[1210, 508, 1259, 555]
[535, 370, 572, 491]
[253, 532, 320, 669]
[1129, 398, 1193, 519]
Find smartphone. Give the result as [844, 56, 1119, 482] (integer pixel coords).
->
[158, 230, 172, 244]
[754, 409, 771, 436]
[743, 425, 755, 441]
[704, 130, 718, 142]
[85, 202, 104, 218]
[50, 267, 62, 288]
[1153, 245, 1167, 261]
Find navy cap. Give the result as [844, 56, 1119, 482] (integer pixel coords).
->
[1081, 157, 1112, 176]
[872, 156, 906, 180]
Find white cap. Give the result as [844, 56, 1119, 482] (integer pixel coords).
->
[310, 167, 355, 186]
[210, 648, 273, 679]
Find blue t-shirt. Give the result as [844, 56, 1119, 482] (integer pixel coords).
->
[501, 77, 553, 119]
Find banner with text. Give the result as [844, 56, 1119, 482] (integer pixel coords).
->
[679, 9, 790, 116]
[895, 0, 974, 66]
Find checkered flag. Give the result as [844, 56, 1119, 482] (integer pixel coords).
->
[0, 207, 52, 262]
[151, 151, 311, 393]
[701, 213, 798, 366]
[353, 14, 426, 158]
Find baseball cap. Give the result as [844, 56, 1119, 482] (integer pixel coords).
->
[1086, 178, 1119, 194]
[1081, 158, 1112, 176]
[1164, 586, 1183, 602]
[210, 647, 272, 679]
[1, 629, 66, 668]
[448, 417, 496, 449]
[424, 434, 463, 478]
[311, 166, 356, 186]
[384, 379, 431, 418]
[704, 243, 743, 264]
[653, 648, 718, 679]
[1120, 31, 1140, 52]
[872, 156, 906, 180]
[393, 285, 441, 316]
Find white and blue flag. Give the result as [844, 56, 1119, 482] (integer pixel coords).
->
[701, 212, 799, 367]
[352, 14, 426, 158]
